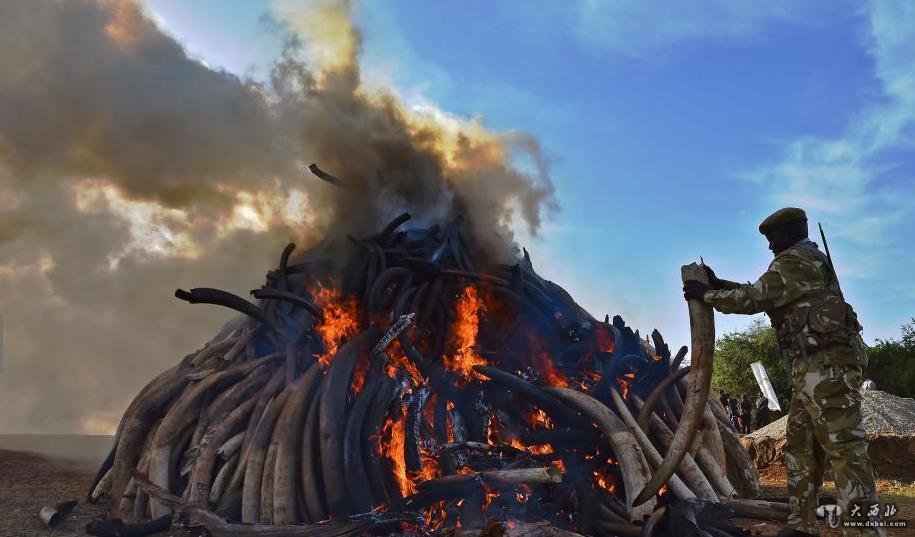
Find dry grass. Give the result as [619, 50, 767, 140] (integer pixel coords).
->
[757, 462, 915, 536]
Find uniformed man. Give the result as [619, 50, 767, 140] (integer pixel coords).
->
[740, 394, 753, 433]
[682, 207, 884, 537]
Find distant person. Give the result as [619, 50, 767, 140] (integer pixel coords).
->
[861, 378, 877, 390]
[719, 391, 731, 416]
[755, 394, 771, 430]
[740, 395, 753, 433]
[728, 396, 741, 431]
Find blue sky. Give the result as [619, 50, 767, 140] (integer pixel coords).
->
[145, 0, 914, 351]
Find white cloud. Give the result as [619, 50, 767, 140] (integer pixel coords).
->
[564, 0, 825, 56]
[744, 0, 914, 256]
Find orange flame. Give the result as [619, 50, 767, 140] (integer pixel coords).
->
[384, 339, 425, 385]
[526, 408, 553, 430]
[351, 356, 368, 395]
[379, 405, 413, 497]
[415, 446, 441, 484]
[510, 436, 554, 456]
[593, 470, 617, 494]
[412, 395, 441, 485]
[596, 325, 616, 354]
[618, 371, 636, 400]
[310, 281, 359, 367]
[486, 413, 502, 445]
[444, 285, 488, 382]
[532, 350, 570, 387]
[425, 500, 448, 528]
[482, 482, 499, 512]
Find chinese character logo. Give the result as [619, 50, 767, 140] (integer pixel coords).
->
[816, 504, 843, 529]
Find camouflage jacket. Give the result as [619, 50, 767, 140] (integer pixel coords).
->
[703, 239, 865, 365]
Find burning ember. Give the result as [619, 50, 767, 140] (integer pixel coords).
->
[380, 406, 414, 497]
[310, 281, 360, 367]
[444, 285, 488, 382]
[96, 213, 763, 536]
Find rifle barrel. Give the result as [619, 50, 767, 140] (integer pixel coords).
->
[818, 222, 843, 296]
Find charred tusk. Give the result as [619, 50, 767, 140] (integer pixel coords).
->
[632, 263, 715, 506]
[250, 288, 321, 319]
[723, 498, 789, 521]
[319, 329, 380, 518]
[175, 288, 276, 332]
[639, 505, 667, 537]
[307, 163, 347, 189]
[39, 499, 77, 529]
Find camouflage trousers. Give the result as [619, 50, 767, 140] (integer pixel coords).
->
[784, 348, 884, 536]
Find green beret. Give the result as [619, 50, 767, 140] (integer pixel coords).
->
[758, 207, 807, 235]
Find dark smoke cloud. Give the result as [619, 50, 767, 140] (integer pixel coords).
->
[0, 0, 555, 433]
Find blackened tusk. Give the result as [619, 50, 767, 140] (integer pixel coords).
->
[250, 289, 321, 319]
[307, 163, 347, 188]
[276, 243, 295, 293]
[39, 499, 76, 530]
[363, 376, 401, 503]
[84, 514, 171, 537]
[401, 256, 442, 277]
[439, 269, 509, 285]
[670, 345, 688, 371]
[342, 373, 384, 513]
[473, 365, 585, 428]
[368, 267, 412, 314]
[175, 288, 275, 330]
[372, 313, 415, 356]
[380, 212, 412, 243]
[404, 388, 430, 474]
[640, 505, 667, 537]
[319, 330, 380, 518]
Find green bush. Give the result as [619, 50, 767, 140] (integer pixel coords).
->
[711, 318, 915, 408]
[711, 319, 790, 413]
[866, 318, 915, 398]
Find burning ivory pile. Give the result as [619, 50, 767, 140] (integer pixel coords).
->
[89, 212, 784, 536]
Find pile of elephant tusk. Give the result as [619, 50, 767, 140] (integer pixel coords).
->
[85, 213, 781, 537]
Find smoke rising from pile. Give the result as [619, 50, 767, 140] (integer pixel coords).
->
[0, 0, 555, 434]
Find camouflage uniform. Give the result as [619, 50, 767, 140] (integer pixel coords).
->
[703, 238, 884, 536]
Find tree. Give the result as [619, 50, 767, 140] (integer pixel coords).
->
[866, 318, 915, 398]
[711, 318, 915, 408]
[711, 319, 790, 412]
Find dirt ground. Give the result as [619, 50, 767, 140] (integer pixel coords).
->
[2, 448, 914, 536]
[0, 449, 117, 537]
[748, 462, 915, 536]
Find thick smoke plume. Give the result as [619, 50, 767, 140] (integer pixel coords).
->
[0, 0, 555, 434]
